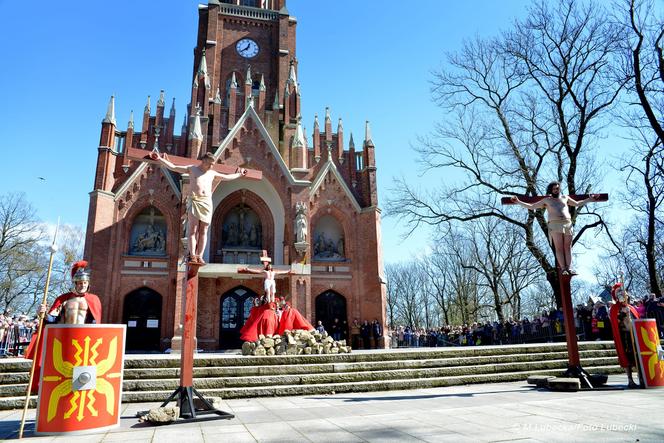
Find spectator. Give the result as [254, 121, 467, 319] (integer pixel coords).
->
[371, 319, 383, 349]
[330, 317, 341, 341]
[315, 320, 325, 334]
[350, 319, 361, 349]
[360, 320, 370, 349]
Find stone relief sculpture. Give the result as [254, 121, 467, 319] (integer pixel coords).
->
[129, 207, 167, 256]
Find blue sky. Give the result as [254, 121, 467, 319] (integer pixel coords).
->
[2, 0, 596, 267]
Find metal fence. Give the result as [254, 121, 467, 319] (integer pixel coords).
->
[0, 326, 34, 357]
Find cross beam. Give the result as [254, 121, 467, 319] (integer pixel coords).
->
[126, 147, 262, 180]
[501, 193, 608, 205]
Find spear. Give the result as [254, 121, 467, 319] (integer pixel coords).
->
[18, 218, 59, 439]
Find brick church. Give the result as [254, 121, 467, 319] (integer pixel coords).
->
[84, 0, 386, 351]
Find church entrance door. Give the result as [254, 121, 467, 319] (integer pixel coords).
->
[219, 286, 258, 349]
[123, 287, 162, 352]
[315, 291, 347, 337]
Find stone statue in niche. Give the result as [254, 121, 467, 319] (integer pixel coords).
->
[221, 204, 261, 249]
[295, 202, 307, 244]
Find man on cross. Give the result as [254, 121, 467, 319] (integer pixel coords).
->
[510, 181, 598, 275]
[152, 151, 246, 264]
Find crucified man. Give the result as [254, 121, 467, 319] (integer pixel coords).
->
[152, 151, 246, 264]
[510, 181, 599, 275]
[238, 251, 293, 303]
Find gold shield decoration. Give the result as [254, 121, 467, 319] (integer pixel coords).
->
[632, 319, 664, 388]
[36, 324, 126, 435]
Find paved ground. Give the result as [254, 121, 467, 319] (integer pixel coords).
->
[1, 375, 660, 442]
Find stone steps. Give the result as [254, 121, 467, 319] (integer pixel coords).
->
[0, 342, 621, 410]
[118, 349, 613, 380]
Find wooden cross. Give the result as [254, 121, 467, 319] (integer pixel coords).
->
[501, 191, 609, 385]
[500, 193, 608, 206]
[126, 146, 263, 181]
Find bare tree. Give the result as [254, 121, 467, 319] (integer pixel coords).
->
[387, 0, 625, 307]
[0, 193, 47, 313]
[612, 0, 664, 294]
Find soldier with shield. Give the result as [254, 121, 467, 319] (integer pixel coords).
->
[25, 260, 102, 393]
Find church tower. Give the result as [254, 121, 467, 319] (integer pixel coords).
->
[189, 0, 299, 161]
[85, 0, 387, 351]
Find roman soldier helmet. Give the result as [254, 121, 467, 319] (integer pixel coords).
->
[611, 282, 628, 304]
[71, 260, 90, 282]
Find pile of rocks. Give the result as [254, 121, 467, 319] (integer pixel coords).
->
[242, 329, 352, 356]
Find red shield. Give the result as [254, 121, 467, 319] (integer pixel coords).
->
[36, 324, 126, 435]
[632, 319, 664, 388]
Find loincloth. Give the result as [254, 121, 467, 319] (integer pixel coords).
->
[188, 194, 213, 224]
[547, 219, 573, 243]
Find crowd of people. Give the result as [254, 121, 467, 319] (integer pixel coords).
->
[0, 310, 38, 357]
[387, 292, 664, 348]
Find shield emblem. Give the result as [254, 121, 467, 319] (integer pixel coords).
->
[36, 324, 126, 435]
[632, 319, 664, 388]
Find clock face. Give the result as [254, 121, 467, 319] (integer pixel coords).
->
[236, 38, 259, 58]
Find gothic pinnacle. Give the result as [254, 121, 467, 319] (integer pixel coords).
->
[288, 61, 298, 92]
[214, 86, 222, 104]
[231, 72, 238, 89]
[170, 98, 176, 115]
[364, 120, 374, 147]
[313, 114, 319, 130]
[197, 48, 210, 88]
[144, 95, 151, 114]
[245, 66, 252, 85]
[272, 90, 280, 110]
[259, 74, 266, 91]
[128, 110, 134, 130]
[190, 112, 203, 141]
[349, 132, 355, 149]
[292, 115, 306, 148]
[102, 95, 116, 125]
[157, 90, 165, 107]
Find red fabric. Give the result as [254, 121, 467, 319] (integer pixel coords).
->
[277, 305, 314, 335]
[240, 303, 278, 342]
[609, 302, 640, 368]
[24, 292, 102, 393]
